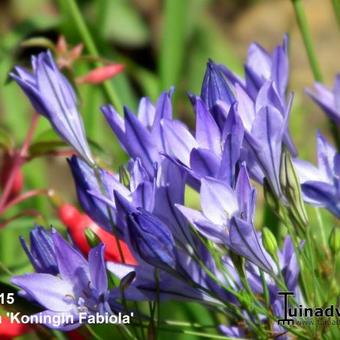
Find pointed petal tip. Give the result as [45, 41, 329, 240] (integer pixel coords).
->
[207, 58, 215, 66]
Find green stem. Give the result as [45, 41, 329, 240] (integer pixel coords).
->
[132, 323, 238, 340]
[291, 0, 323, 82]
[314, 208, 328, 254]
[332, 0, 340, 30]
[159, 0, 188, 90]
[65, 0, 123, 112]
[85, 325, 103, 340]
[160, 320, 216, 328]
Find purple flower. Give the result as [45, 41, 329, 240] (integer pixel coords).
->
[12, 230, 111, 330]
[221, 34, 289, 103]
[219, 325, 246, 338]
[102, 89, 174, 174]
[246, 235, 300, 300]
[126, 209, 176, 269]
[107, 262, 212, 303]
[10, 51, 94, 165]
[244, 104, 287, 197]
[253, 81, 296, 155]
[306, 74, 340, 124]
[279, 236, 300, 292]
[211, 34, 297, 160]
[224, 236, 300, 337]
[229, 217, 273, 273]
[87, 157, 193, 247]
[19, 226, 58, 275]
[177, 165, 272, 272]
[294, 132, 340, 217]
[221, 106, 245, 186]
[68, 156, 119, 233]
[162, 98, 244, 187]
[201, 59, 235, 112]
[176, 176, 240, 244]
[183, 37, 295, 196]
[69, 154, 158, 235]
[176, 164, 255, 243]
[152, 159, 192, 245]
[107, 240, 237, 305]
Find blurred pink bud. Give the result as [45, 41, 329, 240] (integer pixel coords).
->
[56, 35, 68, 54]
[76, 64, 125, 84]
[56, 36, 83, 69]
[70, 43, 83, 60]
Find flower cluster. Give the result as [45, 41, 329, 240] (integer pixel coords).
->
[10, 35, 339, 337]
[13, 227, 112, 330]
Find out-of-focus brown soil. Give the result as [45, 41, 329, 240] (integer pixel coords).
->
[224, 0, 339, 158]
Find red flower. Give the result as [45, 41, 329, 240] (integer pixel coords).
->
[0, 316, 32, 339]
[67, 330, 86, 340]
[58, 204, 136, 265]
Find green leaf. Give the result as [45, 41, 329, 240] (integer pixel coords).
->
[29, 141, 66, 157]
[185, 185, 200, 210]
[20, 37, 55, 50]
[1, 73, 31, 141]
[99, 0, 150, 47]
[159, 0, 190, 90]
[133, 67, 159, 101]
[32, 128, 63, 144]
[29, 128, 67, 157]
[187, 14, 243, 94]
[29, 128, 105, 157]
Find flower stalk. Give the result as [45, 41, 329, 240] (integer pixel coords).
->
[65, 0, 123, 112]
[291, 0, 323, 82]
[0, 113, 39, 212]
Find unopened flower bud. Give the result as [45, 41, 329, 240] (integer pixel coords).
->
[119, 166, 130, 189]
[76, 64, 124, 84]
[262, 227, 279, 263]
[329, 227, 340, 255]
[58, 203, 136, 265]
[0, 316, 32, 338]
[280, 149, 308, 229]
[120, 271, 136, 291]
[84, 228, 101, 248]
[11, 51, 94, 165]
[201, 59, 234, 110]
[127, 210, 176, 269]
[20, 226, 58, 275]
[56, 35, 68, 54]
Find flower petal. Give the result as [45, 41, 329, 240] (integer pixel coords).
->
[193, 97, 221, 154]
[52, 230, 89, 283]
[229, 217, 273, 273]
[11, 274, 74, 312]
[88, 244, 108, 294]
[137, 97, 155, 129]
[200, 177, 238, 224]
[161, 119, 198, 166]
[190, 148, 220, 179]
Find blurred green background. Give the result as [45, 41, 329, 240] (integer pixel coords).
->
[0, 0, 339, 338]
